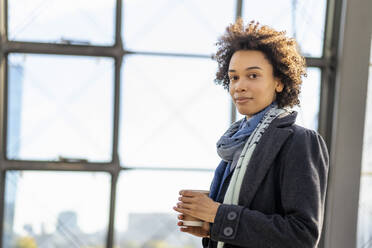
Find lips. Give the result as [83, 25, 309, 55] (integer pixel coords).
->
[234, 96, 253, 103]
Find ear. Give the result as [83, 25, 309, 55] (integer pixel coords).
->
[275, 80, 284, 93]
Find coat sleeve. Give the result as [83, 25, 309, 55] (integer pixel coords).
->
[209, 128, 329, 248]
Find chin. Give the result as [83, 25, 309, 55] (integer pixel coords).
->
[237, 109, 255, 117]
[237, 108, 261, 117]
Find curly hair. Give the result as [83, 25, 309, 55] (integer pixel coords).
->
[213, 18, 307, 108]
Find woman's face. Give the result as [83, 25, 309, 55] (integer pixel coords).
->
[228, 50, 283, 118]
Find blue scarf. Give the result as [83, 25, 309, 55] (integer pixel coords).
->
[209, 103, 275, 201]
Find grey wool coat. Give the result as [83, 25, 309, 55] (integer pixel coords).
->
[203, 111, 329, 248]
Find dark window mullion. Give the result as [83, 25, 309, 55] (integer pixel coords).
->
[0, 0, 7, 244]
[318, 0, 343, 149]
[4, 42, 120, 58]
[318, 0, 345, 247]
[106, 0, 123, 247]
[0, 0, 8, 40]
[2, 160, 117, 172]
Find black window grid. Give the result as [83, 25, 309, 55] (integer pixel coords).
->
[0, 0, 343, 247]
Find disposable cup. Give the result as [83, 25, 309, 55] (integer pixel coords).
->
[181, 190, 210, 227]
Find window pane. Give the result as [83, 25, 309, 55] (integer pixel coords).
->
[293, 68, 321, 131]
[115, 170, 214, 248]
[357, 45, 372, 248]
[7, 54, 114, 162]
[242, 0, 327, 57]
[122, 0, 235, 54]
[236, 67, 321, 131]
[119, 55, 230, 169]
[2, 171, 111, 248]
[8, 0, 116, 45]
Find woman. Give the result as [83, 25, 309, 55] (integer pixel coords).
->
[173, 19, 329, 248]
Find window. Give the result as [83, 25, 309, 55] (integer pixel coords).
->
[8, 0, 116, 45]
[0, 0, 331, 247]
[7, 54, 114, 162]
[3, 171, 110, 247]
[242, 0, 327, 57]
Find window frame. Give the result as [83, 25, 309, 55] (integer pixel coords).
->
[0, 0, 346, 247]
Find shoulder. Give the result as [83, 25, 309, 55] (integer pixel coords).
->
[289, 124, 326, 146]
[289, 124, 321, 141]
[270, 110, 326, 148]
[282, 124, 329, 164]
[267, 110, 328, 151]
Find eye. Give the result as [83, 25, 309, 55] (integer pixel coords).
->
[248, 73, 258, 79]
[229, 75, 239, 81]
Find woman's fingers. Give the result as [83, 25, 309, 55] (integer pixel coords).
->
[178, 196, 195, 203]
[176, 201, 193, 210]
[180, 190, 208, 198]
[179, 190, 195, 197]
[173, 205, 191, 216]
[179, 226, 209, 237]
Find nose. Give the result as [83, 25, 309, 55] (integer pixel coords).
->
[233, 78, 247, 92]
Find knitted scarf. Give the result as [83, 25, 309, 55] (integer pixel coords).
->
[217, 105, 286, 248]
[211, 103, 275, 201]
[216, 103, 274, 171]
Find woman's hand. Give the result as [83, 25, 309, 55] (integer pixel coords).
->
[177, 214, 210, 237]
[173, 190, 221, 223]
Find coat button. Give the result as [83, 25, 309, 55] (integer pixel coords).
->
[223, 227, 233, 237]
[227, 211, 237, 220]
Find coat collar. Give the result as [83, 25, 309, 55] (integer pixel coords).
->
[238, 111, 297, 206]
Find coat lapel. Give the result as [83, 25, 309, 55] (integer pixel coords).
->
[238, 116, 294, 207]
